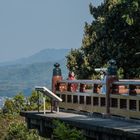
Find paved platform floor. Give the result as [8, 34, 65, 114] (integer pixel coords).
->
[22, 110, 140, 136]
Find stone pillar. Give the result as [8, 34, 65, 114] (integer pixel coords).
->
[52, 63, 62, 93]
[51, 63, 62, 112]
[106, 59, 118, 116]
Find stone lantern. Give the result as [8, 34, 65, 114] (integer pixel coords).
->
[107, 59, 117, 76]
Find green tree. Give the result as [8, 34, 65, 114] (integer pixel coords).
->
[28, 90, 51, 111]
[2, 93, 25, 114]
[13, 93, 25, 113]
[2, 99, 15, 114]
[5, 122, 40, 140]
[67, 0, 140, 79]
[28, 90, 39, 110]
[0, 113, 23, 139]
[66, 49, 89, 79]
[53, 120, 85, 140]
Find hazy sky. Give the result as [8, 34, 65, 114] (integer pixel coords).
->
[0, 0, 102, 62]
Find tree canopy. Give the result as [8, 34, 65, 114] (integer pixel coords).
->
[53, 120, 85, 140]
[67, 0, 140, 79]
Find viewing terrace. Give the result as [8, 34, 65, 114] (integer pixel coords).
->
[21, 62, 140, 140]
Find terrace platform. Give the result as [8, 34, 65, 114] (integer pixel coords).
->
[21, 110, 140, 140]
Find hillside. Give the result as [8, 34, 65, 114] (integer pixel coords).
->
[0, 48, 70, 66]
[0, 49, 69, 97]
[14, 48, 70, 64]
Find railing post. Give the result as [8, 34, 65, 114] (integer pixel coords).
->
[106, 75, 110, 116]
[136, 100, 139, 112]
[78, 95, 80, 104]
[50, 98, 53, 113]
[43, 96, 46, 114]
[126, 98, 130, 119]
[118, 98, 120, 109]
[66, 94, 68, 103]
[84, 95, 86, 106]
[37, 91, 40, 112]
[52, 63, 62, 112]
[99, 96, 101, 107]
[72, 95, 74, 104]
[127, 99, 129, 111]
[91, 94, 93, 107]
[106, 59, 118, 117]
[56, 102, 59, 112]
[52, 63, 62, 93]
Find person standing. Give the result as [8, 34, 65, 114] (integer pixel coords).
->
[101, 71, 107, 94]
[68, 72, 77, 92]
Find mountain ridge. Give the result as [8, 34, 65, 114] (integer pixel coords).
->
[0, 48, 69, 97]
[0, 48, 70, 66]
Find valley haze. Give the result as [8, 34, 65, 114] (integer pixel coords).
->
[0, 48, 69, 97]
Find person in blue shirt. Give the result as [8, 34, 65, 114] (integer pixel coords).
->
[101, 70, 107, 94]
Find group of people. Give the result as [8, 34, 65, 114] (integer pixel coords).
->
[67, 71, 107, 94]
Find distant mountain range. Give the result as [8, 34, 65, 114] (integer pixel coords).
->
[0, 48, 70, 66]
[0, 48, 70, 97]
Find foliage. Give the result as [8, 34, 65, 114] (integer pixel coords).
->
[27, 90, 50, 111]
[2, 90, 51, 113]
[0, 114, 23, 140]
[2, 93, 25, 114]
[66, 0, 140, 79]
[0, 91, 49, 140]
[53, 120, 85, 140]
[28, 90, 40, 110]
[5, 122, 39, 140]
[13, 93, 25, 113]
[117, 67, 124, 79]
[2, 99, 15, 114]
[66, 49, 89, 79]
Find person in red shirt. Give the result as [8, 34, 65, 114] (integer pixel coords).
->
[68, 72, 77, 92]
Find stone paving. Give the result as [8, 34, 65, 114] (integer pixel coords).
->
[35, 110, 140, 135]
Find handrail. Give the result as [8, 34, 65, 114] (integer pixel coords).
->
[35, 86, 62, 102]
[35, 86, 62, 113]
[57, 79, 140, 94]
[113, 80, 140, 85]
[59, 79, 102, 84]
[59, 79, 140, 85]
